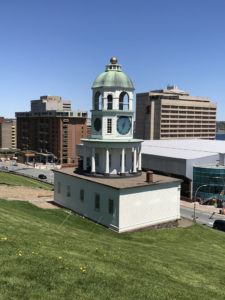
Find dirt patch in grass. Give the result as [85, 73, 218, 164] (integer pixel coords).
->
[0, 185, 56, 209]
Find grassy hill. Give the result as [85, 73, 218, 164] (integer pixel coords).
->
[0, 172, 52, 190]
[0, 199, 225, 300]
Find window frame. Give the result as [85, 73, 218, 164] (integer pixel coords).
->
[95, 193, 100, 211]
[107, 94, 113, 110]
[107, 118, 112, 134]
[80, 189, 84, 202]
[108, 198, 114, 215]
[66, 185, 71, 197]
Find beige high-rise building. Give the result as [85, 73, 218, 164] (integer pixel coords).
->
[0, 118, 17, 149]
[135, 85, 217, 140]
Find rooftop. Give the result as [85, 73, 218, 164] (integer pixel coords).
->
[142, 139, 225, 160]
[55, 169, 181, 190]
[92, 57, 134, 90]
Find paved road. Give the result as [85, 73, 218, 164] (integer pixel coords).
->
[181, 206, 225, 227]
[0, 162, 54, 184]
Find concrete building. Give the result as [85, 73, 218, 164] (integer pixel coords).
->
[54, 57, 181, 232]
[16, 96, 88, 164]
[141, 139, 225, 199]
[135, 85, 217, 140]
[0, 118, 17, 149]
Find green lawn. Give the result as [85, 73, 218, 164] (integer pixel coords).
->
[0, 172, 53, 190]
[0, 200, 225, 299]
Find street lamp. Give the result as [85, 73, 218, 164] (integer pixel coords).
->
[193, 184, 207, 222]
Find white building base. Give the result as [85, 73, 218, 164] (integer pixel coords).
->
[54, 169, 181, 233]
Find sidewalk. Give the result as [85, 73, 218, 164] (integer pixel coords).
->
[181, 200, 223, 215]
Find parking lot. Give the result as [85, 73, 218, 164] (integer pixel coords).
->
[0, 161, 55, 184]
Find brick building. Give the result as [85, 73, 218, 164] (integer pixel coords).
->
[16, 96, 88, 164]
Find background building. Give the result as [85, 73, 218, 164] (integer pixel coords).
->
[216, 121, 225, 132]
[216, 121, 225, 140]
[0, 118, 17, 149]
[135, 85, 217, 140]
[16, 96, 88, 165]
[141, 139, 225, 199]
[193, 164, 225, 202]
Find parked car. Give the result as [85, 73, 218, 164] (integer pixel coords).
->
[213, 219, 225, 232]
[38, 174, 47, 180]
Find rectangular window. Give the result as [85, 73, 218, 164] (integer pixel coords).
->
[66, 185, 71, 197]
[107, 119, 112, 133]
[108, 199, 114, 215]
[80, 189, 84, 202]
[95, 193, 100, 211]
[57, 182, 61, 193]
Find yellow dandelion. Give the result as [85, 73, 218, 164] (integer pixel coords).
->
[58, 256, 62, 260]
[1, 237, 7, 241]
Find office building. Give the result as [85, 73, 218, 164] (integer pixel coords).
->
[0, 118, 17, 149]
[136, 85, 217, 140]
[16, 96, 88, 164]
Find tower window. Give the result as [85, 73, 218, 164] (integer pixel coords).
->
[107, 119, 112, 133]
[94, 91, 102, 110]
[107, 95, 113, 110]
[119, 92, 129, 111]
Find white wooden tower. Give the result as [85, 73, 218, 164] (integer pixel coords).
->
[82, 57, 143, 176]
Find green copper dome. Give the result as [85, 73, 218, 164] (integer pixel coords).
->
[92, 57, 134, 90]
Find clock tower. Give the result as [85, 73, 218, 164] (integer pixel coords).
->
[81, 57, 143, 176]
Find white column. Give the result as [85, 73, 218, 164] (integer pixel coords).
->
[83, 146, 87, 171]
[138, 146, 142, 172]
[91, 147, 96, 173]
[105, 148, 109, 174]
[129, 94, 133, 111]
[121, 148, 125, 174]
[133, 147, 137, 173]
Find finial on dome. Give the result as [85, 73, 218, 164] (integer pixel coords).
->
[110, 57, 118, 64]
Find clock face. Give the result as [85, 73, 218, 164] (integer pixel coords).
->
[117, 116, 131, 135]
[94, 118, 102, 132]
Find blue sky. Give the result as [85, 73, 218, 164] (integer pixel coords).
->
[0, 0, 225, 119]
